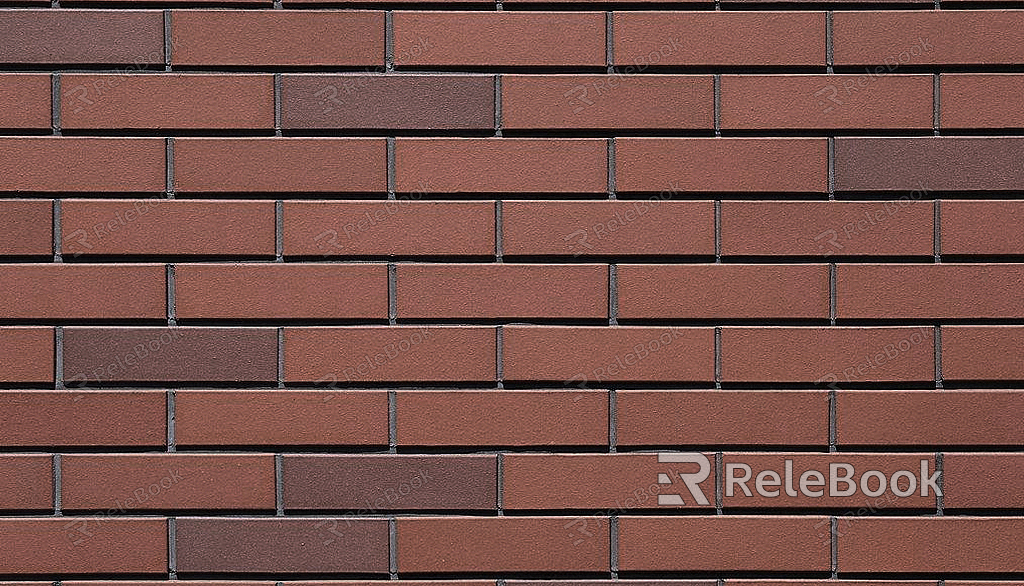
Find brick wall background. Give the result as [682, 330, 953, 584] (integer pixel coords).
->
[0, 1, 1023, 581]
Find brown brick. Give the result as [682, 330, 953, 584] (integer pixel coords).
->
[175, 263, 387, 320]
[397, 263, 607, 319]
[284, 455, 496, 510]
[170, 10, 383, 66]
[61, 74, 273, 130]
[0, 200, 51, 257]
[619, 264, 829, 320]
[396, 390, 608, 447]
[397, 517, 609, 572]
[284, 326, 495, 383]
[837, 517, 1024, 572]
[62, 454, 275, 511]
[722, 327, 935, 383]
[943, 454, 1024, 510]
[0, 74, 50, 129]
[395, 139, 606, 194]
[503, 453, 715, 510]
[838, 264, 1024, 319]
[942, 326, 1024, 381]
[0, 390, 164, 447]
[61, 199, 276, 258]
[0, 455, 53, 510]
[0, 264, 164, 319]
[282, 74, 494, 130]
[502, 75, 713, 129]
[721, 74, 933, 130]
[616, 138, 828, 193]
[721, 200, 934, 257]
[941, 200, 1024, 256]
[614, 12, 826, 66]
[0, 10, 163, 65]
[174, 138, 385, 193]
[836, 137, 1024, 192]
[175, 517, 389, 573]
[63, 327, 278, 383]
[176, 390, 388, 447]
[393, 12, 604, 67]
[0, 518, 166, 574]
[503, 326, 714, 383]
[0, 327, 53, 384]
[283, 201, 495, 258]
[942, 74, 1024, 128]
[619, 516, 831, 571]
[617, 390, 829, 447]
[502, 201, 714, 258]
[837, 390, 1024, 447]
[834, 11, 1023, 65]
[0, 138, 164, 193]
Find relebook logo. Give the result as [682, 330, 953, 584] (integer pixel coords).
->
[657, 453, 942, 504]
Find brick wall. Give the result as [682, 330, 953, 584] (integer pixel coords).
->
[0, 1, 1023, 581]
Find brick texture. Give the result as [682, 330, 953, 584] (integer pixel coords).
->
[0, 2, 1021, 581]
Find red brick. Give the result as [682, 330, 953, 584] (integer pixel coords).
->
[720, 453, 936, 509]
[0, 74, 50, 129]
[283, 201, 494, 258]
[722, 74, 933, 130]
[941, 200, 1024, 256]
[284, 327, 496, 383]
[174, 138, 385, 193]
[63, 327, 278, 383]
[503, 326, 714, 383]
[837, 390, 1024, 447]
[838, 264, 1024, 319]
[614, 12, 826, 66]
[171, 10, 383, 66]
[175, 517, 388, 573]
[721, 200, 934, 257]
[502, 75, 713, 129]
[0, 200, 51, 257]
[397, 264, 607, 319]
[834, 11, 1024, 65]
[0, 264, 164, 319]
[616, 139, 827, 193]
[62, 454, 274, 511]
[617, 390, 829, 447]
[393, 12, 604, 67]
[722, 327, 935, 383]
[176, 263, 387, 320]
[943, 454, 1024, 509]
[396, 390, 608, 447]
[284, 455, 496, 510]
[837, 517, 1024, 572]
[0, 518, 166, 574]
[62, 74, 273, 130]
[61, 199, 275, 258]
[282, 74, 494, 131]
[0, 390, 165, 447]
[619, 264, 829, 320]
[504, 453, 715, 510]
[942, 326, 1024, 381]
[395, 139, 606, 194]
[176, 390, 388, 447]
[0, 328, 53, 384]
[502, 201, 714, 258]
[619, 516, 831, 571]
[397, 517, 609, 572]
[942, 74, 1024, 129]
[0, 138, 164, 193]
[0, 10, 164, 65]
[0, 455, 52, 510]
